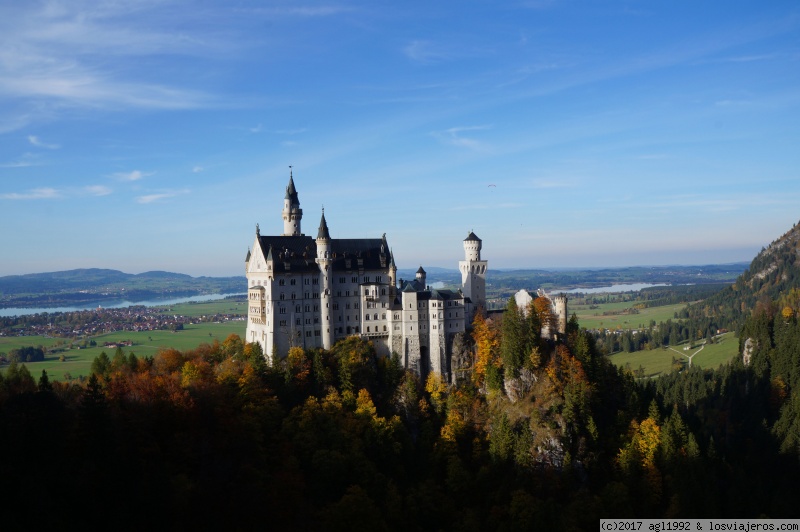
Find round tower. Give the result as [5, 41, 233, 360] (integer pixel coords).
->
[463, 231, 482, 261]
[553, 294, 568, 337]
[459, 231, 488, 319]
[282, 169, 303, 236]
[315, 209, 333, 349]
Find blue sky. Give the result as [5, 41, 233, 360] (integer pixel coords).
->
[1, 1, 799, 277]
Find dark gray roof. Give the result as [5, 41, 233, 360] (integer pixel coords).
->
[245, 249, 251, 262]
[416, 266, 426, 274]
[464, 231, 481, 242]
[257, 235, 390, 274]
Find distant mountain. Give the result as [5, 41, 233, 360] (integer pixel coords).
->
[689, 219, 800, 331]
[0, 269, 245, 308]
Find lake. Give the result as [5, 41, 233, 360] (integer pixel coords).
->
[563, 283, 669, 294]
[0, 293, 245, 318]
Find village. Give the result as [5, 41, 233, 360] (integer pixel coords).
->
[0, 304, 244, 341]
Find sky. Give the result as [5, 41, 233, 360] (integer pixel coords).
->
[1, 1, 799, 277]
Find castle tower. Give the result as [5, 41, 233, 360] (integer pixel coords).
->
[416, 266, 427, 288]
[459, 231, 488, 317]
[282, 170, 303, 236]
[315, 209, 333, 349]
[553, 294, 568, 337]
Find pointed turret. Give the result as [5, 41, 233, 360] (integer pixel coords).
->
[317, 210, 331, 240]
[282, 168, 303, 236]
[315, 207, 333, 350]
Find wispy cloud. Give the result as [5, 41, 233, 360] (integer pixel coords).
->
[245, 6, 353, 17]
[249, 124, 263, 133]
[111, 170, 152, 181]
[404, 40, 452, 64]
[192, 166, 204, 173]
[135, 189, 189, 204]
[84, 185, 112, 196]
[0, 187, 60, 200]
[27, 135, 60, 149]
[431, 125, 492, 151]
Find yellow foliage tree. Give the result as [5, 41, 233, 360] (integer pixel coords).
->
[471, 312, 499, 388]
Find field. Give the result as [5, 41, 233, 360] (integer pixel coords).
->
[608, 332, 739, 378]
[571, 301, 688, 330]
[1, 320, 246, 382]
[156, 298, 246, 317]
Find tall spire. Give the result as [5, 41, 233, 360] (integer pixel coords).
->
[282, 167, 303, 236]
[317, 208, 331, 240]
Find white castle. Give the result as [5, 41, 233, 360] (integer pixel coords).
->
[245, 172, 487, 378]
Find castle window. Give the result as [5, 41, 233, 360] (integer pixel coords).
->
[365, 276, 370, 283]
[306, 331, 311, 337]
[291, 293, 296, 299]
[280, 320, 286, 326]
[314, 330, 320, 336]
[377, 276, 382, 282]
[366, 326, 370, 332]
[280, 293, 285, 300]
[339, 316, 342, 321]
[352, 276, 358, 283]
[280, 307, 286, 314]
[382, 302, 386, 308]
[305, 305, 310, 312]
[394, 314, 399, 320]
[333, 303, 339, 310]
[382, 313, 386, 320]
[337, 291, 341, 297]
[383, 325, 387, 331]
[339, 277, 346, 284]
[314, 305, 319, 311]
[314, 318, 319, 324]
[365, 314, 370, 320]
[296, 318, 301, 325]
[290, 279, 296, 286]
[346, 303, 351, 309]
[313, 278, 319, 285]
[305, 319, 311, 325]
[296, 305, 301, 312]
[279, 279, 285, 286]
[346, 291, 350, 297]
[354, 303, 359, 309]
[381, 289, 386, 296]
[304, 278, 309, 285]
[354, 327, 359, 333]
[373, 313, 378, 320]
[305, 293, 309, 299]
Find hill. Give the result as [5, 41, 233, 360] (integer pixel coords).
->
[0, 269, 245, 308]
[688, 220, 800, 333]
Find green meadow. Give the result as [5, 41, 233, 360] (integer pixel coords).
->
[571, 301, 688, 330]
[1, 321, 246, 382]
[608, 332, 739, 378]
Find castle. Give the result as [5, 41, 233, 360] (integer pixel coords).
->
[245, 172, 487, 379]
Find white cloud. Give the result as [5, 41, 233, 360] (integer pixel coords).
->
[135, 188, 189, 204]
[431, 125, 492, 151]
[250, 124, 263, 133]
[404, 40, 451, 64]
[112, 170, 152, 181]
[192, 166, 204, 173]
[84, 185, 112, 196]
[27, 135, 60, 149]
[0, 187, 60, 200]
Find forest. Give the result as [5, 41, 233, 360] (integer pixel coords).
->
[2, 289, 799, 530]
[2, 226, 799, 529]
